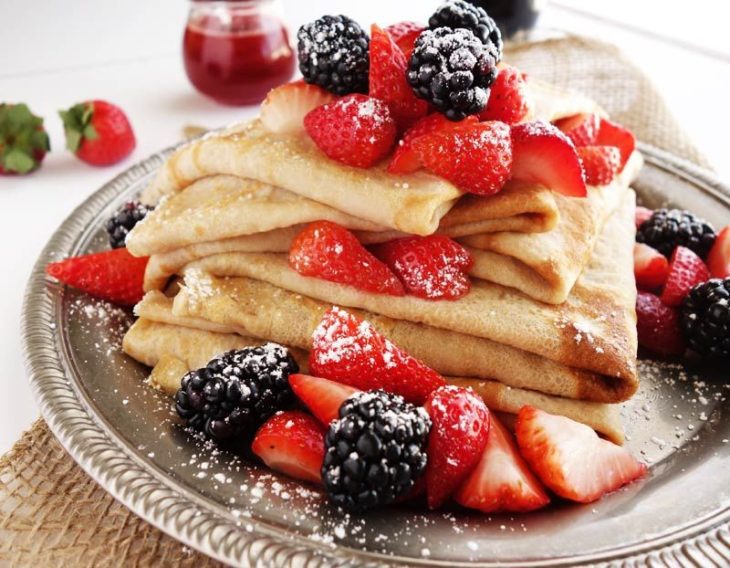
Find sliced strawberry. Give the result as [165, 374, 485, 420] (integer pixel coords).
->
[251, 410, 326, 485]
[371, 235, 474, 300]
[46, 247, 148, 306]
[260, 80, 335, 134]
[634, 243, 669, 291]
[478, 65, 531, 124]
[660, 246, 711, 306]
[424, 386, 490, 508]
[454, 414, 550, 513]
[309, 307, 445, 404]
[510, 121, 587, 197]
[370, 24, 428, 130]
[595, 117, 635, 169]
[578, 145, 621, 186]
[384, 21, 425, 59]
[515, 406, 647, 503]
[636, 291, 686, 356]
[707, 226, 730, 278]
[413, 121, 512, 196]
[289, 221, 404, 296]
[635, 205, 653, 228]
[289, 373, 360, 425]
[554, 113, 600, 147]
[303, 94, 397, 168]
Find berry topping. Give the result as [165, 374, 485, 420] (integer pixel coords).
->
[0, 103, 50, 174]
[454, 414, 549, 513]
[510, 121, 587, 197]
[384, 21, 425, 59]
[174, 344, 298, 441]
[412, 120, 512, 195]
[660, 246, 711, 307]
[46, 247, 148, 306]
[289, 221, 404, 296]
[297, 14, 370, 95]
[321, 390, 431, 512]
[406, 27, 497, 120]
[478, 64, 531, 124]
[289, 373, 360, 425]
[554, 113, 600, 147]
[515, 406, 647, 503]
[595, 117, 635, 169]
[424, 386, 490, 508]
[372, 235, 474, 300]
[309, 307, 446, 404]
[636, 291, 686, 357]
[303, 94, 397, 168]
[251, 410, 326, 485]
[106, 201, 154, 250]
[428, 0, 502, 62]
[260, 80, 335, 134]
[636, 208, 716, 259]
[680, 278, 730, 359]
[634, 243, 669, 291]
[578, 145, 621, 186]
[635, 205, 654, 229]
[59, 100, 136, 166]
[706, 226, 730, 279]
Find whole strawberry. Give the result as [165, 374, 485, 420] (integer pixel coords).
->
[0, 103, 50, 174]
[59, 100, 135, 166]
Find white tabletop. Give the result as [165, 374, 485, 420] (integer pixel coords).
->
[1, 0, 729, 454]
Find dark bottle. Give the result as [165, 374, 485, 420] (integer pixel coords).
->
[467, 0, 542, 39]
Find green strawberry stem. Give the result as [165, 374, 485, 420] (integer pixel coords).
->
[0, 103, 50, 174]
[59, 102, 98, 153]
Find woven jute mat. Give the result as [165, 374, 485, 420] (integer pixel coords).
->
[0, 35, 713, 567]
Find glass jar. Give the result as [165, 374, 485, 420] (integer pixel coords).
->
[183, 0, 296, 106]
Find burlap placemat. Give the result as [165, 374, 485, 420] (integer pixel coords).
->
[0, 35, 713, 567]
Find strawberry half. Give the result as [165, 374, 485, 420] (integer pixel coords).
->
[478, 65, 531, 124]
[289, 373, 360, 425]
[515, 406, 647, 503]
[260, 80, 335, 134]
[372, 235, 474, 300]
[424, 386, 491, 509]
[309, 307, 445, 404]
[707, 226, 730, 278]
[578, 145, 621, 186]
[635, 205, 653, 228]
[0, 103, 50, 174]
[289, 221, 404, 296]
[554, 113, 600, 147]
[384, 21, 425, 59]
[413, 121, 512, 196]
[660, 246, 711, 306]
[636, 291, 686, 356]
[595, 117, 635, 169]
[454, 414, 550, 513]
[370, 24, 428, 130]
[510, 121, 587, 197]
[634, 243, 669, 291]
[251, 410, 326, 485]
[46, 247, 148, 306]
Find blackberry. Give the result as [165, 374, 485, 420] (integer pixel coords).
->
[428, 0, 503, 63]
[407, 27, 497, 120]
[680, 278, 730, 359]
[105, 201, 153, 249]
[636, 208, 716, 259]
[321, 390, 431, 513]
[174, 343, 298, 441]
[297, 15, 369, 96]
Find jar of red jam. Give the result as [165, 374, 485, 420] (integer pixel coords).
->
[183, 0, 296, 106]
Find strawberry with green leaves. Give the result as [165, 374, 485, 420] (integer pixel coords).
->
[0, 103, 50, 174]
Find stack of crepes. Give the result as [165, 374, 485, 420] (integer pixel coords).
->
[122, 79, 643, 445]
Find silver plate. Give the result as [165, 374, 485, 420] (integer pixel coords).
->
[22, 144, 730, 567]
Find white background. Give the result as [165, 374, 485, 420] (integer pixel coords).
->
[1, 0, 729, 453]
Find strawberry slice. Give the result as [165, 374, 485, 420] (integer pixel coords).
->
[707, 226, 730, 278]
[424, 386, 491, 509]
[554, 113, 600, 147]
[370, 24, 428, 130]
[289, 373, 360, 425]
[303, 94, 397, 168]
[510, 121, 587, 197]
[515, 406, 647, 503]
[289, 221, 404, 296]
[634, 243, 669, 291]
[635, 205, 653, 228]
[478, 65, 531, 124]
[46, 247, 148, 306]
[251, 410, 326, 485]
[384, 21, 425, 59]
[260, 80, 335, 134]
[371, 235, 474, 300]
[309, 307, 445, 404]
[636, 291, 686, 356]
[595, 117, 635, 169]
[578, 145, 621, 186]
[454, 414, 550, 513]
[660, 246, 711, 306]
[413, 121, 512, 196]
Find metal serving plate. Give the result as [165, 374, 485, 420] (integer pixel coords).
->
[22, 144, 730, 567]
